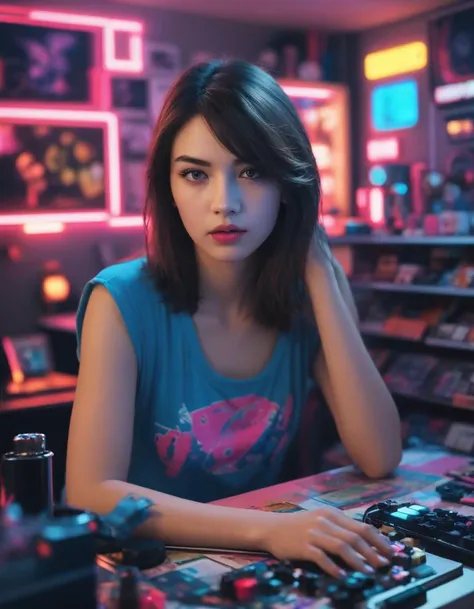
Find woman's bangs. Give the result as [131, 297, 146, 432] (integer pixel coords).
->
[201, 102, 281, 177]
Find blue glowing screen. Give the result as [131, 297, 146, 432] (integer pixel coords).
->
[371, 79, 419, 132]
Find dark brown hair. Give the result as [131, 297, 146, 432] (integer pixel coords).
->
[145, 59, 321, 331]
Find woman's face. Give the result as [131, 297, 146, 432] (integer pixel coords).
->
[170, 115, 281, 264]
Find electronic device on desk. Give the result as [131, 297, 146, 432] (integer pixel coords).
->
[446, 462, 474, 485]
[363, 500, 474, 567]
[148, 547, 474, 609]
[0, 495, 166, 609]
[0, 333, 77, 398]
[436, 480, 474, 505]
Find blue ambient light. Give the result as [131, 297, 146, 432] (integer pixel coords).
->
[371, 79, 419, 132]
[368, 165, 388, 186]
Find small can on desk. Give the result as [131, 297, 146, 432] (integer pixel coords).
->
[1, 432, 54, 515]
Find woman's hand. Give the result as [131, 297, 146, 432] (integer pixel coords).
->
[260, 506, 393, 578]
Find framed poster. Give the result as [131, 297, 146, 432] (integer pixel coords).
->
[122, 161, 146, 214]
[146, 41, 181, 78]
[0, 114, 111, 220]
[146, 42, 182, 122]
[0, 21, 94, 104]
[120, 118, 152, 161]
[111, 77, 149, 117]
[148, 77, 173, 122]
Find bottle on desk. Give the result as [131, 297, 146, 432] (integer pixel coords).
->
[1, 432, 54, 515]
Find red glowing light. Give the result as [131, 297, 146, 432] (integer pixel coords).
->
[282, 85, 333, 100]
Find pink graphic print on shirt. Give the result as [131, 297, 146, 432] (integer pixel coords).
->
[155, 395, 293, 478]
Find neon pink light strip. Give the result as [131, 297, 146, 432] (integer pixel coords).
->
[28, 10, 144, 73]
[109, 216, 144, 228]
[282, 85, 332, 100]
[366, 138, 399, 162]
[0, 107, 121, 226]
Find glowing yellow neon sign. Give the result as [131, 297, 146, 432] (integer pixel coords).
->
[364, 42, 428, 81]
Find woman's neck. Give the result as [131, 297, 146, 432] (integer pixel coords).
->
[196, 253, 248, 323]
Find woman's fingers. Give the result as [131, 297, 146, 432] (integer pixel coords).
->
[303, 543, 344, 579]
[317, 518, 390, 570]
[308, 528, 372, 574]
[329, 510, 393, 557]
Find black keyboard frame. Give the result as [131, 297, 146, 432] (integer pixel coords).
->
[363, 501, 474, 568]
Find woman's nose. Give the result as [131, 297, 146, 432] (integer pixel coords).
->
[210, 178, 242, 215]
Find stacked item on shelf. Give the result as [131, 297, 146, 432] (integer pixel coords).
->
[358, 295, 446, 341]
[351, 249, 474, 291]
[425, 307, 474, 349]
[368, 347, 474, 411]
[384, 353, 439, 396]
[358, 296, 474, 351]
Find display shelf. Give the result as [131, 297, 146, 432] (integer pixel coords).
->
[359, 322, 421, 342]
[341, 234, 474, 418]
[351, 281, 474, 298]
[391, 390, 474, 414]
[424, 337, 474, 352]
[359, 322, 474, 352]
[330, 235, 474, 247]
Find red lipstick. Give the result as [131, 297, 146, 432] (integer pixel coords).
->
[210, 224, 247, 245]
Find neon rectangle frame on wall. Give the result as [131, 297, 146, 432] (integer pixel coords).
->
[28, 9, 144, 74]
[371, 79, 419, 132]
[279, 80, 351, 217]
[0, 6, 144, 74]
[0, 5, 145, 228]
[0, 12, 101, 109]
[0, 107, 121, 226]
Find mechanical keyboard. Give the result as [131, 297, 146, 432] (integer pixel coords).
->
[96, 535, 474, 609]
[363, 500, 474, 568]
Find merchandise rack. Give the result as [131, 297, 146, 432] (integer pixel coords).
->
[330, 234, 474, 417]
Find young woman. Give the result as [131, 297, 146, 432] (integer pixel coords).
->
[66, 60, 402, 577]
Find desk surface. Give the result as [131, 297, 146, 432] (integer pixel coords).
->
[130, 449, 474, 607]
[0, 389, 75, 413]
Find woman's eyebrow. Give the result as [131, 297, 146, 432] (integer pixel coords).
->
[173, 155, 247, 166]
[173, 155, 211, 166]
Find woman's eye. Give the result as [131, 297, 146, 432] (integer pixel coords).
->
[241, 167, 260, 179]
[181, 169, 206, 182]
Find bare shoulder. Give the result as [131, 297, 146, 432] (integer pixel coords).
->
[83, 284, 128, 332]
[67, 284, 137, 502]
[78, 283, 137, 393]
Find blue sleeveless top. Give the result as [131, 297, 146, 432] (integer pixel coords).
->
[76, 258, 320, 502]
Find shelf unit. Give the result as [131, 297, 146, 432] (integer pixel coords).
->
[330, 235, 474, 247]
[330, 234, 474, 416]
[351, 281, 474, 298]
[359, 322, 474, 352]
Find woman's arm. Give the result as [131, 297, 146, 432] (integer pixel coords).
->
[66, 286, 276, 549]
[67, 285, 394, 575]
[306, 257, 402, 479]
